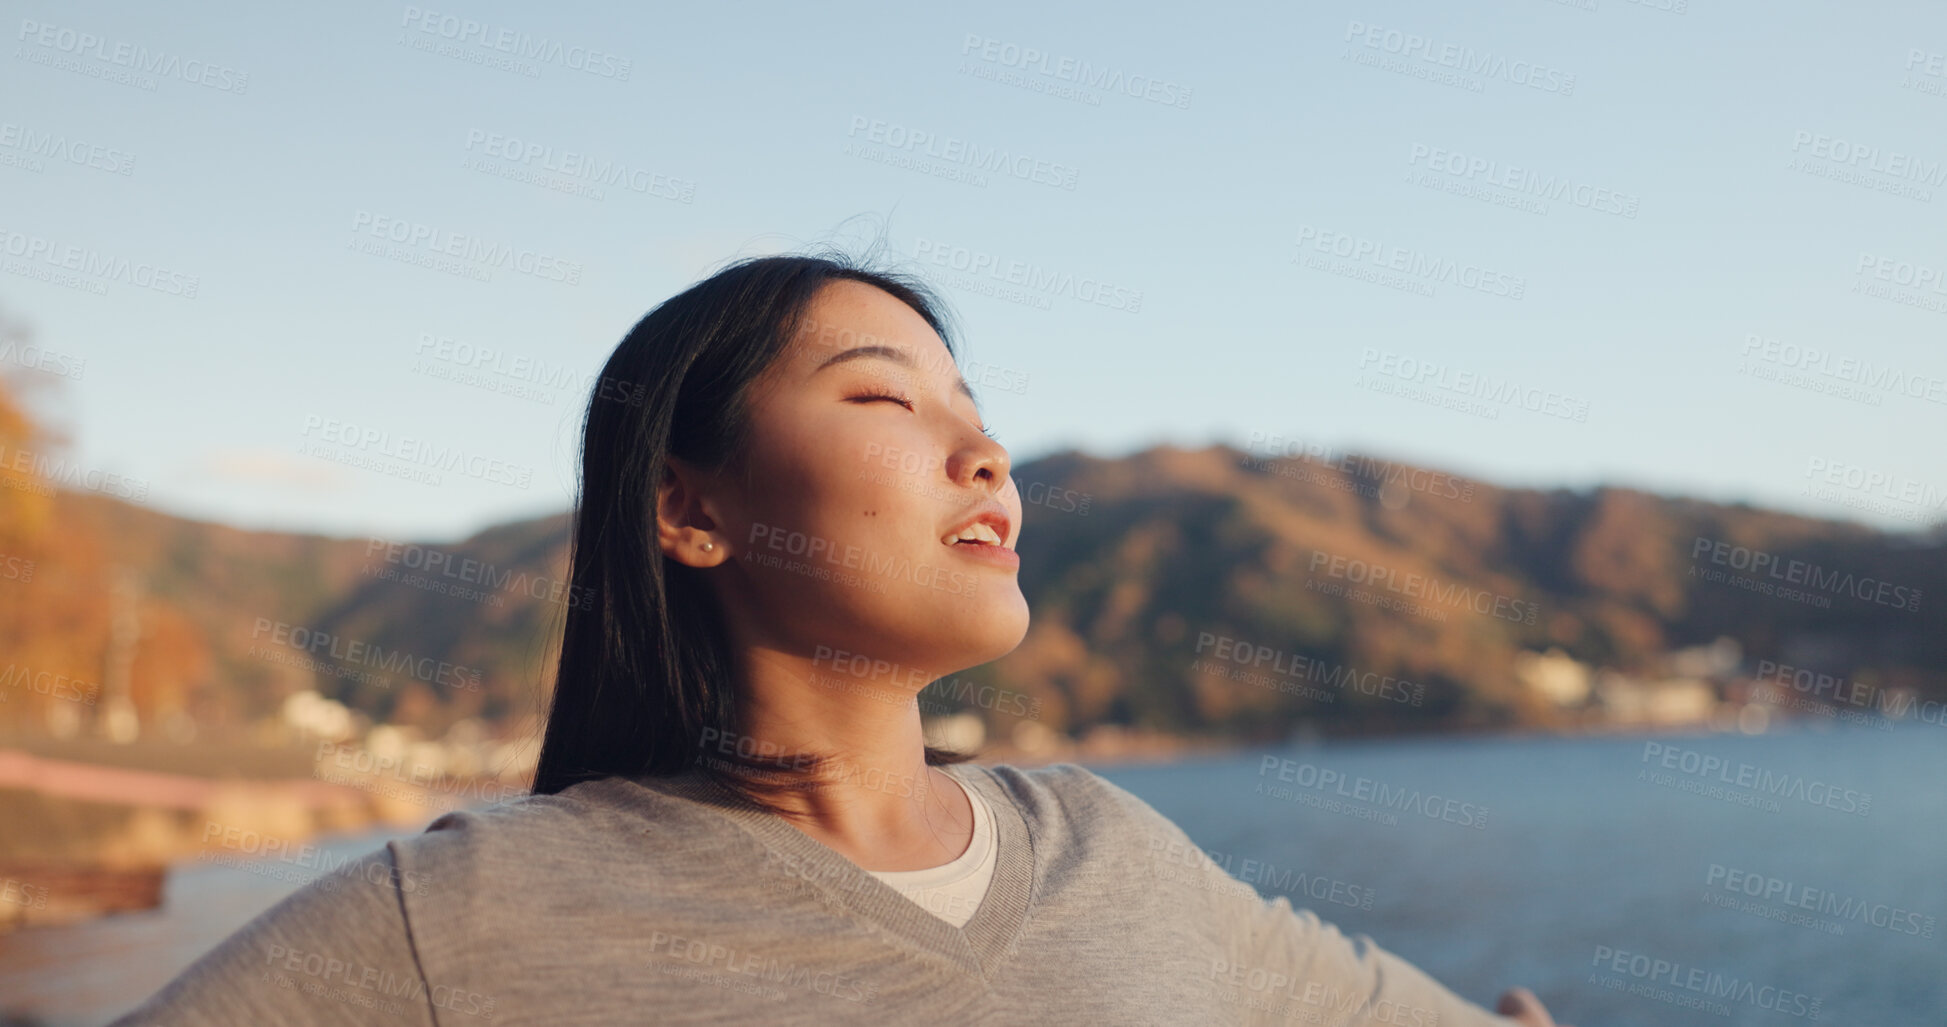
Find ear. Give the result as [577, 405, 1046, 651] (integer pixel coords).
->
[656, 455, 728, 567]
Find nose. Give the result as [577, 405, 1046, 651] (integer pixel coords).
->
[948, 433, 1010, 494]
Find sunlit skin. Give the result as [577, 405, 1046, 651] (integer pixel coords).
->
[655, 279, 1029, 873]
[1499, 987, 1571, 1027]
[650, 280, 1571, 1027]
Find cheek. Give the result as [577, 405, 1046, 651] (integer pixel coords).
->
[848, 430, 927, 479]
[818, 410, 907, 480]
[751, 442, 913, 547]
[732, 444, 828, 540]
[739, 404, 942, 552]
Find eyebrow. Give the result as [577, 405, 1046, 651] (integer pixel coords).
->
[813, 345, 979, 404]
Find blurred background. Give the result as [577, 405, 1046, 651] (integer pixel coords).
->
[3, 0, 1945, 1023]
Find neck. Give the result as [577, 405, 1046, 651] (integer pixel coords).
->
[718, 646, 971, 871]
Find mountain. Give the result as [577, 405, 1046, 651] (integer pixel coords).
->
[3, 441, 1942, 748]
[998, 444, 1942, 742]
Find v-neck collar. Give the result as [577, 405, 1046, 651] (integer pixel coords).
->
[622, 761, 1036, 981]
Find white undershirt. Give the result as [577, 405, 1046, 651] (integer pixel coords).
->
[864, 772, 997, 929]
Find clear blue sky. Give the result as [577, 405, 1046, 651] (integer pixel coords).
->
[7, 0, 1944, 543]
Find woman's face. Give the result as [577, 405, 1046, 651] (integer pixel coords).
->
[686, 279, 1030, 680]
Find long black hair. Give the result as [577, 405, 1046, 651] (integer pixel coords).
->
[529, 247, 976, 814]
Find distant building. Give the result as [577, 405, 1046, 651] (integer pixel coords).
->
[1513, 648, 1592, 706]
[1516, 640, 1739, 728]
[1667, 637, 1741, 679]
[1592, 670, 1717, 726]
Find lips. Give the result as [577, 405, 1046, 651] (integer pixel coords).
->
[941, 502, 1013, 549]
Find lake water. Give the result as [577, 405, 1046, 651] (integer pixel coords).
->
[1097, 725, 1947, 1026]
[2, 725, 1940, 1025]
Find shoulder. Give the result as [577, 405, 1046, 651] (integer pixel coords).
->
[386, 776, 716, 892]
[976, 760, 1163, 817]
[107, 842, 437, 1025]
[969, 761, 1189, 857]
[972, 761, 1265, 938]
[373, 774, 755, 966]
[401, 783, 609, 854]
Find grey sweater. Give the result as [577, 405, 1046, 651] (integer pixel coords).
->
[112, 760, 1520, 1025]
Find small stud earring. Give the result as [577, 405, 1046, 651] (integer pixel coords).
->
[702, 542, 714, 552]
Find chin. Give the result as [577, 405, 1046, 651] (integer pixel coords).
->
[895, 597, 1029, 671]
[955, 592, 1033, 663]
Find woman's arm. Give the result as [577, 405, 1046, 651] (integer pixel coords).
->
[1218, 883, 1524, 1026]
[1073, 764, 1551, 1027]
[107, 843, 439, 1026]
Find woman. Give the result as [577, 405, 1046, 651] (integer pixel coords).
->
[114, 252, 1571, 1025]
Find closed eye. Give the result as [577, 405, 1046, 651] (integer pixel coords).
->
[847, 389, 997, 439]
[846, 389, 914, 410]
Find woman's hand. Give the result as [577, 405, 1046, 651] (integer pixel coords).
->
[1496, 987, 1574, 1027]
